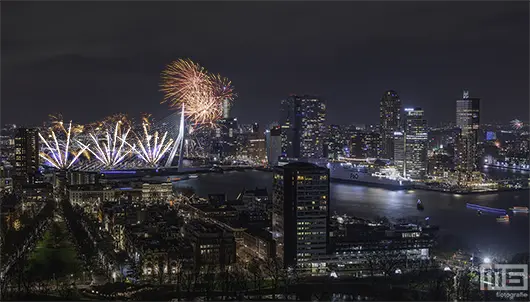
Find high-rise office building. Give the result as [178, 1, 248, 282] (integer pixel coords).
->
[14, 128, 39, 184]
[455, 90, 480, 179]
[280, 95, 326, 159]
[326, 125, 348, 159]
[393, 131, 406, 176]
[403, 108, 428, 179]
[272, 162, 329, 270]
[380, 90, 402, 159]
[214, 117, 238, 159]
[1, 124, 17, 163]
[246, 124, 266, 164]
[350, 131, 382, 158]
[266, 126, 282, 166]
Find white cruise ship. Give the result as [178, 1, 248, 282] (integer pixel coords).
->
[324, 161, 413, 189]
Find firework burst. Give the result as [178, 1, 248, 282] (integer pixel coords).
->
[160, 58, 235, 127]
[122, 118, 174, 167]
[511, 119, 523, 130]
[77, 120, 132, 168]
[39, 120, 89, 170]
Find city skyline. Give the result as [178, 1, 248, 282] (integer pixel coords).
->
[1, 2, 529, 300]
[2, 1, 528, 126]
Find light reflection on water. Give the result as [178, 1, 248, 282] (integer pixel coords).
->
[173, 170, 529, 257]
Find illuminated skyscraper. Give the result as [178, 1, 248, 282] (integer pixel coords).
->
[0, 124, 16, 163]
[326, 125, 349, 159]
[272, 162, 329, 270]
[214, 117, 238, 159]
[455, 90, 480, 180]
[393, 131, 406, 175]
[280, 95, 326, 159]
[403, 108, 428, 179]
[266, 126, 282, 166]
[14, 128, 39, 184]
[245, 124, 266, 163]
[350, 131, 382, 158]
[380, 90, 402, 159]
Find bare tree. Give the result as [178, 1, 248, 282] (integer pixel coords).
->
[155, 253, 169, 285]
[263, 257, 284, 300]
[365, 250, 404, 277]
[181, 268, 197, 299]
[247, 258, 265, 298]
[199, 264, 217, 300]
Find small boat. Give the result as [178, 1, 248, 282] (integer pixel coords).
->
[189, 174, 198, 179]
[417, 199, 424, 211]
[509, 206, 529, 214]
[209, 167, 224, 173]
[466, 203, 507, 214]
[496, 215, 510, 223]
[477, 210, 482, 216]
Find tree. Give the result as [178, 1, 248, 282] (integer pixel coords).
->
[365, 250, 404, 277]
[200, 264, 217, 300]
[263, 257, 285, 300]
[247, 258, 265, 298]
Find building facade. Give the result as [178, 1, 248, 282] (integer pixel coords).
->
[326, 125, 348, 159]
[266, 126, 282, 167]
[272, 162, 330, 271]
[14, 128, 39, 185]
[241, 187, 270, 224]
[455, 90, 480, 181]
[280, 96, 326, 159]
[379, 90, 402, 160]
[245, 125, 267, 164]
[350, 131, 382, 159]
[403, 108, 428, 179]
[393, 131, 406, 176]
[184, 219, 236, 268]
[1, 124, 17, 163]
[214, 117, 238, 160]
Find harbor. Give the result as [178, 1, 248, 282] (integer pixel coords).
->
[173, 169, 530, 257]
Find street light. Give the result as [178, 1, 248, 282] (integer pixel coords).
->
[483, 257, 491, 264]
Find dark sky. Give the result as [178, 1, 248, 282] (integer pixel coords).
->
[2, 1, 528, 127]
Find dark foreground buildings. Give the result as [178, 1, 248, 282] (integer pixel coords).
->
[14, 127, 39, 185]
[272, 162, 330, 271]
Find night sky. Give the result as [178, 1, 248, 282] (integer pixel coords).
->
[2, 1, 528, 127]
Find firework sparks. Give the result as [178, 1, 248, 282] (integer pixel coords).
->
[78, 121, 132, 168]
[121, 118, 174, 167]
[511, 119, 523, 129]
[39, 120, 89, 170]
[160, 58, 235, 127]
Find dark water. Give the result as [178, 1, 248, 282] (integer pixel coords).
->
[174, 169, 529, 258]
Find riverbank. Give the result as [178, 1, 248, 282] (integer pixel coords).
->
[413, 183, 529, 195]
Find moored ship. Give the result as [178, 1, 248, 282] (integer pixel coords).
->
[324, 161, 413, 189]
[510, 206, 529, 214]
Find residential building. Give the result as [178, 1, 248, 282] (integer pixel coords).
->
[14, 128, 39, 185]
[184, 219, 236, 268]
[272, 162, 330, 271]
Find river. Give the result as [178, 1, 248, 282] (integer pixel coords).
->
[173, 169, 529, 259]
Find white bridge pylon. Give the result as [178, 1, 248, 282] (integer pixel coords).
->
[165, 104, 185, 170]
